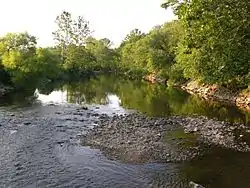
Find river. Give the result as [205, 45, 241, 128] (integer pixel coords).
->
[1, 75, 250, 188]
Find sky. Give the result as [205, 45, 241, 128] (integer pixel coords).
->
[0, 0, 175, 47]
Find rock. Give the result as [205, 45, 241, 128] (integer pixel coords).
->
[82, 113, 250, 164]
[127, 140, 132, 144]
[81, 106, 88, 110]
[189, 181, 205, 188]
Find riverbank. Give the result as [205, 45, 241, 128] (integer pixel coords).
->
[82, 113, 250, 164]
[144, 72, 250, 111]
[181, 81, 250, 111]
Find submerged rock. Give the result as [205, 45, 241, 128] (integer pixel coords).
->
[81, 106, 88, 110]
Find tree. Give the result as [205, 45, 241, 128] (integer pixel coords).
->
[118, 21, 184, 78]
[119, 29, 145, 49]
[86, 37, 118, 70]
[0, 32, 37, 71]
[35, 47, 62, 79]
[162, 0, 250, 87]
[53, 11, 91, 59]
[52, 11, 95, 74]
[0, 32, 36, 56]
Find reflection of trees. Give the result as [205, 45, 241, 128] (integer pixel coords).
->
[35, 74, 250, 125]
[179, 147, 250, 188]
[115, 81, 249, 124]
[148, 146, 250, 188]
[64, 75, 119, 105]
[118, 83, 173, 116]
[37, 80, 65, 95]
[170, 94, 248, 125]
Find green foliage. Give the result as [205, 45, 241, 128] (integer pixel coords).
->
[0, 32, 36, 56]
[163, 0, 250, 87]
[53, 11, 91, 54]
[86, 37, 118, 71]
[0, 32, 64, 89]
[119, 21, 184, 79]
[53, 11, 117, 75]
[0, 33, 37, 86]
[35, 47, 62, 79]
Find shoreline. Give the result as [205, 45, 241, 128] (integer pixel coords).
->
[144, 73, 250, 112]
[82, 113, 250, 164]
[181, 81, 250, 112]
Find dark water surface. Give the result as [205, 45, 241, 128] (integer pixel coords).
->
[1, 75, 250, 188]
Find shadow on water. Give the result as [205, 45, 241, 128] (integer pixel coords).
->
[1, 74, 250, 187]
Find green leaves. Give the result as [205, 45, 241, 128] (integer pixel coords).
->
[164, 0, 250, 87]
[0, 32, 37, 71]
[53, 11, 91, 62]
[119, 21, 184, 78]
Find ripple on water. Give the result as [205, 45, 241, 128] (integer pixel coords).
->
[0, 104, 190, 188]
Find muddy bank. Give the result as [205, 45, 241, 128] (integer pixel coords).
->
[82, 113, 250, 164]
[181, 81, 250, 111]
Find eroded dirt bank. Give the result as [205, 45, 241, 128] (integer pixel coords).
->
[144, 73, 250, 111]
[181, 81, 250, 111]
[82, 113, 250, 164]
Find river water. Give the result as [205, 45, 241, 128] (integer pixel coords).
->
[1, 75, 250, 188]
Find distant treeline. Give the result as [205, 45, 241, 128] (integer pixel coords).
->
[0, 0, 249, 91]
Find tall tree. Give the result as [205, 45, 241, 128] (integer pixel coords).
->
[53, 11, 91, 59]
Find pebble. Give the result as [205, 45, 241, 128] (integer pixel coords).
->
[82, 113, 250, 163]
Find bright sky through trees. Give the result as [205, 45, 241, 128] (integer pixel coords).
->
[0, 0, 175, 46]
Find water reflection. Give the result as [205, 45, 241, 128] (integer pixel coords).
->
[36, 90, 68, 104]
[1, 74, 250, 187]
[179, 147, 250, 188]
[1, 74, 250, 125]
[32, 75, 250, 126]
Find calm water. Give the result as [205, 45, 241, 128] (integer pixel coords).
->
[1, 75, 250, 188]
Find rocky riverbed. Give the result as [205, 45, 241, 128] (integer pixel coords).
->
[82, 113, 250, 163]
